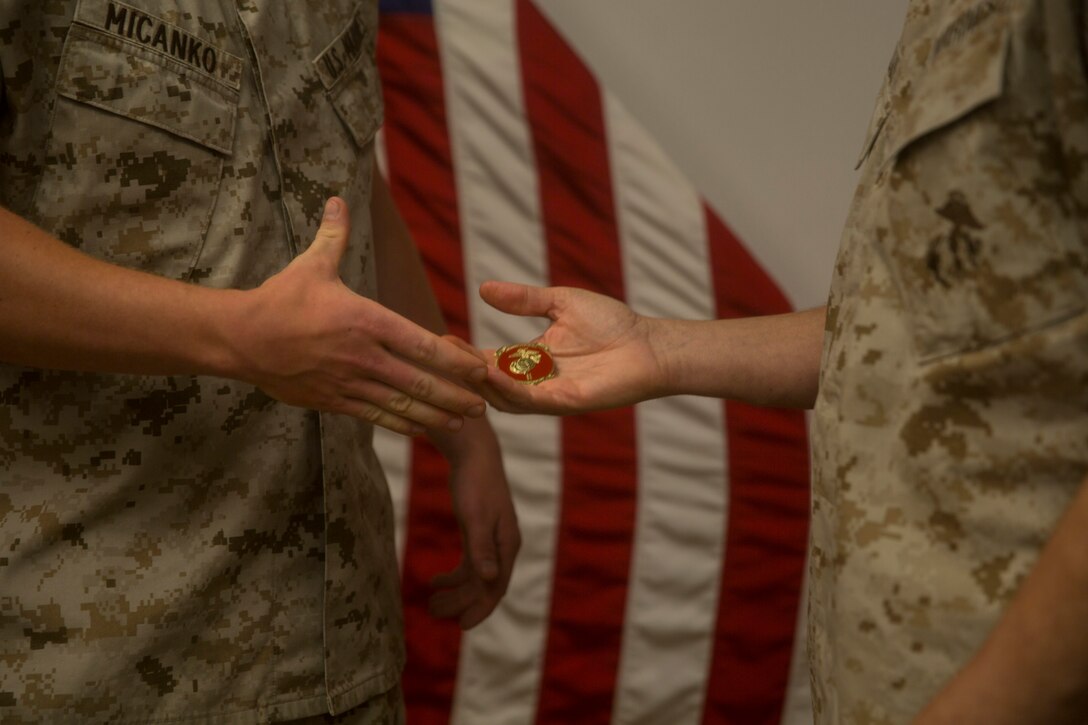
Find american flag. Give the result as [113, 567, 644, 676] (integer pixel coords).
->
[372, 1, 812, 723]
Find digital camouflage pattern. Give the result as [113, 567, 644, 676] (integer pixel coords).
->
[811, 0, 1088, 721]
[0, 1, 404, 722]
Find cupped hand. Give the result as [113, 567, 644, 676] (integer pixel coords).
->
[476, 281, 667, 415]
[229, 198, 489, 435]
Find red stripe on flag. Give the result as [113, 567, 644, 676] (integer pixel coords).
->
[378, 15, 466, 725]
[702, 207, 811, 724]
[516, 3, 639, 722]
[378, 15, 469, 338]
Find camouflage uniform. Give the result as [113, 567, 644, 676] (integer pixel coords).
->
[811, 0, 1088, 721]
[0, 1, 404, 722]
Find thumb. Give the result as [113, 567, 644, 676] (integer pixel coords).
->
[465, 522, 500, 583]
[303, 197, 351, 275]
[479, 281, 556, 319]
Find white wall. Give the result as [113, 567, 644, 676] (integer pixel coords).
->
[535, 0, 911, 308]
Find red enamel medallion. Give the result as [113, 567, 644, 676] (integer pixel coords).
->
[495, 343, 557, 385]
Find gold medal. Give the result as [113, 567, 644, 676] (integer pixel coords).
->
[495, 343, 558, 385]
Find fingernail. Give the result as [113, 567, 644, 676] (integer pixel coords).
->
[447, 416, 464, 431]
[409, 424, 426, 436]
[467, 404, 485, 418]
[480, 560, 498, 580]
[323, 197, 341, 221]
[469, 366, 488, 383]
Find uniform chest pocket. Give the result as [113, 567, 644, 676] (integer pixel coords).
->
[866, 7, 1088, 362]
[35, 21, 240, 281]
[313, 10, 382, 152]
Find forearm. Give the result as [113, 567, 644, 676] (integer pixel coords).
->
[2, 197, 489, 434]
[653, 306, 826, 408]
[916, 477, 1088, 724]
[0, 206, 239, 376]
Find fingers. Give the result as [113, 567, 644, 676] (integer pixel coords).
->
[442, 334, 487, 363]
[476, 364, 572, 416]
[371, 351, 487, 420]
[427, 565, 473, 622]
[427, 573, 497, 631]
[429, 567, 469, 591]
[479, 281, 558, 319]
[272, 346, 487, 433]
[335, 377, 472, 433]
[474, 366, 532, 413]
[377, 313, 489, 388]
[332, 397, 425, 437]
[339, 306, 490, 421]
[426, 517, 521, 630]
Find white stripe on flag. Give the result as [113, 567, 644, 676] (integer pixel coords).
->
[604, 93, 730, 725]
[436, 2, 562, 723]
[780, 561, 814, 725]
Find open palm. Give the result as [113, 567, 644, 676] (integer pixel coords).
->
[477, 281, 667, 415]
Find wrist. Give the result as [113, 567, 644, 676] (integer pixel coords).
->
[650, 317, 705, 398]
[199, 287, 256, 382]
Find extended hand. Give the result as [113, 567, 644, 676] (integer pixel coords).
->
[476, 281, 667, 415]
[228, 198, 489, 435]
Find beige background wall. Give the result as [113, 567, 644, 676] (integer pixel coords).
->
[535, 0, 911, 308]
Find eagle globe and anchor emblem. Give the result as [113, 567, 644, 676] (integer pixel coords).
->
[495, 343, 558, 385]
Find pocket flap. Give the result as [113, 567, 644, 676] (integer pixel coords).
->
[328, 69, 383, 149]
[313, 11, 382, 149]
[872, 3, 1010, 172]
[56, 22, 239, 155]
